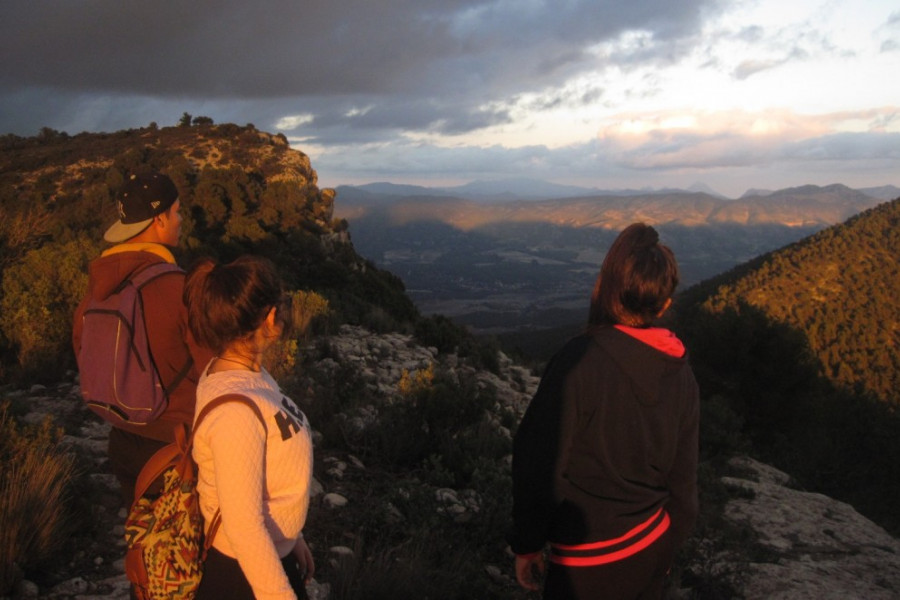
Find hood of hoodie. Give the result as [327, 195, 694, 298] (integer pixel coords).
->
[88, 243, 177, 301]
[592, 326, 690, 407]
[614, 325, 685, 358]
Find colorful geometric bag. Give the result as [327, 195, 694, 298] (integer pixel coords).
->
[124, 394, 266, 599]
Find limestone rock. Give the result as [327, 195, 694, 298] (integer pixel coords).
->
[720, 456, 900, 599]
[306, 578, 331, 600]
[322, 492, 349, 508]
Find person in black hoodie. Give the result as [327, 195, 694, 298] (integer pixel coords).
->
[509, 222, 699, 599]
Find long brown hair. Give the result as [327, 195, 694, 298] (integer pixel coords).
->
[183, 255, 284, 353]
[588, 223, 679, 327]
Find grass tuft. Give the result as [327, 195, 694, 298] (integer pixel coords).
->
[0, 403, 77, 595]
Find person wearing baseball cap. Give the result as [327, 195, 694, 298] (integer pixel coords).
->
[104, 172, 181, 244]
[73, 170, 213, 596]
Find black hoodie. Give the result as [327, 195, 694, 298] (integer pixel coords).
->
[509, 326, 699, 557]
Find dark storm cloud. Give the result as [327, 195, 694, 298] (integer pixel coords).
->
[0, 0, 715, 136]
[302, 96, 512, 136]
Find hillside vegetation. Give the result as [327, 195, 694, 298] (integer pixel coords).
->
[699, 199, 900, 405]
[1, 122, 517, 597]
[0, 122, 419, 383]
[674, 198, 900, 534]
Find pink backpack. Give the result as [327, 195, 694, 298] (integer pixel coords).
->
[77, 262, 190, 426]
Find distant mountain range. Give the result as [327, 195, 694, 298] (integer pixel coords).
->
[340, 179, 651, 201]
[336, 182, 894, 230]
[333, 182, 898, 334]
[340, 179, 899, 203]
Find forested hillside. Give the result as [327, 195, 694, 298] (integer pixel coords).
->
[673, 198, 900, 534]
[0, 122, 419, 383]
[695, 199, 900, 405]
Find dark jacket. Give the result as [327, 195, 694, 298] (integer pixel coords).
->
[72, 244, 213, 442]
[509, 326, 699, 556]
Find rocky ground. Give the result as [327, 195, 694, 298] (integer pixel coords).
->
[3, 379, 335, 600]
[3, 381, 134, 600]
[3, 325, 900, 599]
[715, 456, 900, 599]
[2, 325, 538, 599]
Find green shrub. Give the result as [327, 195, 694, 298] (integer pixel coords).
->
[366, 374, 496, 478]
[699, 394, 749, 461]
[414, 314, 466, 353]
[0, 237, 96, 382]
[459, 335, 502, 374]
[296, 358, 379, 451]
[0, 404, 77, 595]
[414, 315, 502, 373]
[311, 467, 518, 600]
[296, 348, 522, 598]
[326, 536, 442, 600]
[325, 532, 504, 600]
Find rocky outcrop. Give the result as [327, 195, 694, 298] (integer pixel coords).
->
[3, 325, 537, 599]
[717, 457, 900, 599]
[313, 324, 537, 410]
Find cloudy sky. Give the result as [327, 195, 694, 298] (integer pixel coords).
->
[2, 0, 899, 197]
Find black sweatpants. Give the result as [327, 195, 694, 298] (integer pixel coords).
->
[196, 546, 309, 600]
[108, 427, 168, 507]
[542, 528, 676, 600]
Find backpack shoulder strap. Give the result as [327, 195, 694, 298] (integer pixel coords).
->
[164, 355, 194, 398]
[192, 393, 268, 435]
[191, 393, 269, 550]
[131, 261, 192, 396]
[130, 424, 190, 508]
[130, 394, 268, 508]
[130, 261, 183, 289]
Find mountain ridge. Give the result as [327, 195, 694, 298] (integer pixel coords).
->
[336, 182, 886, 230]
[0, 122, 418, 382]
[339, 179, 898, 204]
[672, 197, 900, 541]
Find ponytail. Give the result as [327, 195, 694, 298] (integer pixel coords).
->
[589, 223, 679, 327]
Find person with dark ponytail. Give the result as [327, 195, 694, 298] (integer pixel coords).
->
[509, 223, 699, 599]
[183, 256, 314, 600]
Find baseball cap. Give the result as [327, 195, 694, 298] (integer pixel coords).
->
[104, 172, 179, 243]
